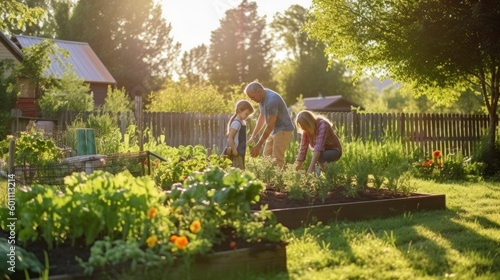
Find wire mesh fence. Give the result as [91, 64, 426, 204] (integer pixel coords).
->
[13, 152, 148, 186]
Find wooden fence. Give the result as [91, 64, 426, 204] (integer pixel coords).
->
[56, 111, 495, 157]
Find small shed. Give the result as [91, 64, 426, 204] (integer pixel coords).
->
[12, 35, 116, 107]
[0, 30, 116, 117]
[301, 95, 362, 112]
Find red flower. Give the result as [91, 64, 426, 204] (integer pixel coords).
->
[433, 150, 442, 158]
[422, 161, 428, 167]
[229, 241, 237, 250]
[428, 159, 434, 165]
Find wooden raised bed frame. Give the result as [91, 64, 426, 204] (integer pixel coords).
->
[271, 193, 446, 229]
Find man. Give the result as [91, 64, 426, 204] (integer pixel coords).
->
[245, 81, 294, 168]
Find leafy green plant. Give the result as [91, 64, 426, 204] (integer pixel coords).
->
[0, 238, 43, 278]
[5, 171, 163, 249]
[0, 128, 63, 166]
[151, 144, 230, 190]
[80, 167, 287, 276]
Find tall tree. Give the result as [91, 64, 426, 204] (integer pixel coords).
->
[270, 4, 365, 106]
[62, 0, 180, 96]
[208, 0, 273, 90]
[0, 0, 45, 34]
[179, 44, 209, 85]
[309, 0, 500, 173]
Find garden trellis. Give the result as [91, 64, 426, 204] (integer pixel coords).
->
[53, 110, 495, 157]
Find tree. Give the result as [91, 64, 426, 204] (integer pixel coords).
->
[62, 0, 180, 96]
[270, 4, 369, 106]
[5, 0, 65, 37]
[0, 0, 45, 34]
[309, 0, 500, 173]
[179, 44, 209, 85]
[209, 0, 273, 90]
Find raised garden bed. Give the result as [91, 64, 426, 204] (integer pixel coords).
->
[252, 187, 446, 229]
[27, 243, 287, 280]
[5, 183, 445, 279]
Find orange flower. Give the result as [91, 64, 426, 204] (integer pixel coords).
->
[174, 236, 189, 250]
[433, 150, 442, 158]
[169, 235, 178, 242]
[427, 159, 434, 165]
[422, 161, 428, 167]
[146, 235, 158, 248]
[147, 207, 158, 219]
[190, 220, 201, 234]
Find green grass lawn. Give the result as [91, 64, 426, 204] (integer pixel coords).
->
[251, 179, 499, 280]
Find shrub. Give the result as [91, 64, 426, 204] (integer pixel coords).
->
[38, 71, 93, 118]
[0, 128, 62, 166]
[146, 82, 247, 113]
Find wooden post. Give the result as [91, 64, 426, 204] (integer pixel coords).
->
[135, 96, 144, 152]
[120, 112, 126, 141]
[8, 138, 15, 174]
[351, 108, 360, 140]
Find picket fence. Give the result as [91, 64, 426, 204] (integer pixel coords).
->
[57, 111, 494, 157]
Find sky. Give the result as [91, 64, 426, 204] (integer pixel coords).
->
[160, 0, 312, 52]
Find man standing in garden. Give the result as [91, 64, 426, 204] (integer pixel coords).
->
[245, 81, 294, 168]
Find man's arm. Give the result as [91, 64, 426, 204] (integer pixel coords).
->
[250, 114, 277, 157]
[248, 113, 265, 143]
[256, 114, 277, 146]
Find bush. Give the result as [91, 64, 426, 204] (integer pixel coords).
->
[38, 71, 93, 118]
[146, 82, 247, 113]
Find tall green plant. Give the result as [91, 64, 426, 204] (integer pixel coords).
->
[102, 86, 133, 113]
[38, 71, 93, 118]
[147, 82, 246, 113]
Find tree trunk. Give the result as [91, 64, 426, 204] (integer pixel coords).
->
[484, 85, 499, 176]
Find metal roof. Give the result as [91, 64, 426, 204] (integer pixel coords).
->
[302, 95, 361, 112]
[13, 35, 116, 84]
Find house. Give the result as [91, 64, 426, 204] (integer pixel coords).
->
[301, 95, 362, 112]
[0, 31, 116, 117]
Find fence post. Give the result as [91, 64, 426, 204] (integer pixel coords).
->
[399, 113, 407, 153]
[351, 108, 360, 140]
[135, 96, 144, 152]
[120, 112, 127, 141]
[8, 138, 15, 174]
